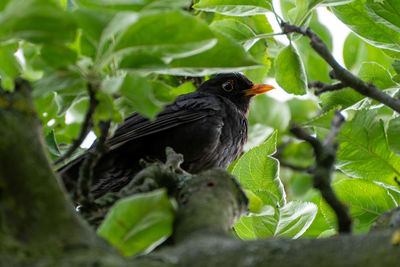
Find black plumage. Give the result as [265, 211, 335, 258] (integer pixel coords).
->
[59, 73, 273, 198]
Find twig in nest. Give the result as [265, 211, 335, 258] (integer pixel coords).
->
[54, 83, 99, 165]
[281, 22, 400, 113]
[290, 111, 352, 234]
[309, 81, 347, 96]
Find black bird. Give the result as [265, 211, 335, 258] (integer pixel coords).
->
[59, 73, 274, 198]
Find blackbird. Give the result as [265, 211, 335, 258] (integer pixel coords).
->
[59, 73, 274, 198]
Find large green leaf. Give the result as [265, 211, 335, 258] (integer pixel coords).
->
[0, 0, 76, 44]
[366, 0, 400, 32]
[112, 10, 217, 62]
[331, 0, 400, 52]
[97, 189, 175, 256]
[126, 33, 260, 76]
[119, 73, 163, 119]
[193, 0, 272, 16]
[235, 201, 317, 239]
[232, 131, 285, 207]
[335, 110, 400, 185]
[275, 44, 307, 95]
[343, 32, 394, 72]
[321, 178, 398, 233]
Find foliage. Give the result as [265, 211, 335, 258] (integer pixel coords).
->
[1, 0, 400, 257]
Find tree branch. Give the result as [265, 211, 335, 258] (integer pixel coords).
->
[281, 22, 400, 113]
[309, 81, 347, 96]
[76, 120, 111, 204]
[290, 111, 352, 234]
[54, 83, 99, 165]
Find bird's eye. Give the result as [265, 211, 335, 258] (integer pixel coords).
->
[221, 81, 234, 92]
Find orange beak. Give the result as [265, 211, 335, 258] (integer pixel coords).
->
[243, 84, 275, 96]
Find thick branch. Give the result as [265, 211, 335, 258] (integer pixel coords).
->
[290, 111, 352, 234]
[281, 22, 400, 113]
[54, 83, 99, 165]
[0, 79, 101, 254]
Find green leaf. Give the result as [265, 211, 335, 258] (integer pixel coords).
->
[281, 142, 314, 168]
[150, 81, 196, 103]
[321, 179, 398, 233]
[193, 0, 272, 16]
[113, 10, 217, 62]
[244, 40, 271, 83]
[343, 32, 393, 72]
[366, 0, 400, 32]
[119, 73, 163, 119]
[72, 7, 114, 56]
[279, 0, 353, 26]
[287, 98, 319, 123]
[275, 44, 307, 95]
[252, 201, 317, 239]
[45, 130, 61, 157]
[75, 0, 189, 11]
[319, 88, 363, 111]
[33, 70, 85, 97]
[334, 110, 400, 185]
[0, 43, 22, 89]
[0, 0, 76, 44]
[40, 44, 78, 69]
[248, 95, 291, 132]
[245, 189, 264, 213]
[387, 117, 400, 156]
[232, 131, 285, 207]
[331, 0, 400, 52]
[55, 91, 81, 117]
[141, 33, 260, 76]
[97, 189, 175, 256]
[210, 19, 258, 50]
[295, 12, 332, 83]
[358, 62, 396, 89]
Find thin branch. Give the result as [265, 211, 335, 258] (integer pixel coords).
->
[54, 83, 99, 165]
[324, 111, 345, 146]
[309, 81, 347, 96]
[76, 120, 111, 204]
[281, 22, 400, 113]
[290, 111, 352, 234]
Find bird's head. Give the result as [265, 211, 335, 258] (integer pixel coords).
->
[197, 73, 274, 114]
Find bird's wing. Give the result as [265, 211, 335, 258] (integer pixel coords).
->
[106, 92, 222, 150]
